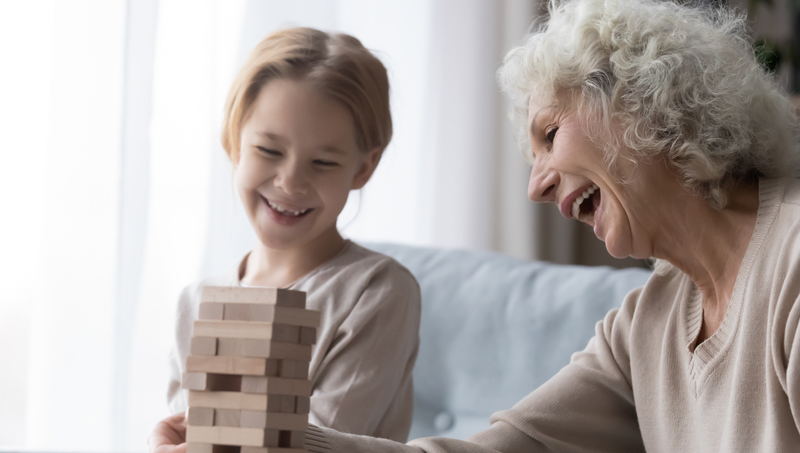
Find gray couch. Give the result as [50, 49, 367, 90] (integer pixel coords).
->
[366, 243, 651, 441]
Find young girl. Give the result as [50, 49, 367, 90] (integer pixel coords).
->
[160, 27, 420, 444]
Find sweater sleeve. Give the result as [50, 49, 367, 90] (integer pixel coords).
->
[166, 284, 197, 414]
[306, 290, 645, 453]
[783, 293, 800, 433]
[309, 263, 421, 442]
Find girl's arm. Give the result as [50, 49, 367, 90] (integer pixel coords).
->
[309, 262, 421, 441]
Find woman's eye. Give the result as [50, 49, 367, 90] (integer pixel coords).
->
[257, 146, 281, 157]
[546, 127, 558, 143]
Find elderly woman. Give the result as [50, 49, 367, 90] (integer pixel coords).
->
[150, 0, 800, 451]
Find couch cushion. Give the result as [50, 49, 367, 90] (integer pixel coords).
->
[364, 243, 651, 440]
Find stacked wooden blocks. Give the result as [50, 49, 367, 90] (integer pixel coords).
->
[183, 286, 319, 453]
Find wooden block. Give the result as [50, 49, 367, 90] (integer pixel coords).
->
[295, 362, 309, 380]
[223, 302, 251, 321]
[193, 320, 298, 342]
[269, 342, 312, 361]
[186, 443, 212, 453]
[241, 448, 306, 453]
[240, 376, 312, 396]
[190, 337, 218, 356]
[279, 430, 306, 449]
[217, 338, 312, 361]
[239, 410, 308, 431]
[198, 302, 224, 320]
[187, 407, 215, 426]
[182, 372, 209, 391]
[295, 396, 310, 415]
[187, 355, 278, 376]
[187, 425, 281, 447]
[201, 286, 306, 308]
[299, 327, 316, 345]
[214, 408, 241, 427]
[272, 324, 300, 343]
[188, 390, 283, 411]
[279, 395, 295, 413]
[263, 428, 281, 447]
[278, 360, 297, 378]
[186, 443, 242, 453]
[221, 304, 320, 327]
[183, 373, 242, 392]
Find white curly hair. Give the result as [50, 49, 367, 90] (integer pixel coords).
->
[498, 0, 799, 209]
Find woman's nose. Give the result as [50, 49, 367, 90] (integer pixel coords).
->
[275, 161, 308, 195]
[527, 163, 559, 202]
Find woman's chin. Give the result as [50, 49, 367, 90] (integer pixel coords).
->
[602, 230, 633, 259]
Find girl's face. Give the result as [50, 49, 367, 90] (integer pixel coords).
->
[235, 78, 381, 252]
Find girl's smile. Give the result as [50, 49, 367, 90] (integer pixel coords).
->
[263, 196, 313, 226]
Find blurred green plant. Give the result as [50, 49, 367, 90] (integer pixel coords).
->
[748, 0, 800, 91]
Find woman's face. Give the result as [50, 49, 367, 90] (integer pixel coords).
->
[235, 78, 381, 252]
[526, 93, 672, 259]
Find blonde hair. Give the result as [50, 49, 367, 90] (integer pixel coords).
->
[222, 27, 392, 162]
[498, 0, 799, 209]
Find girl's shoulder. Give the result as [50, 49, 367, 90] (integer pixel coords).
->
[305, 240, 418, 283]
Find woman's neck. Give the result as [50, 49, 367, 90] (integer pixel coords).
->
[653, 180, 760, 342]
[241, 228, 347, 288]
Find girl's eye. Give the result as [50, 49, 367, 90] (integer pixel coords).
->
[257, 146, 282, 157]
[546, 127, 558, 143]
[314, 160, 339, 168]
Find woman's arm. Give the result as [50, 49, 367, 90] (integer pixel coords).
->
[306, 292, 646, 453]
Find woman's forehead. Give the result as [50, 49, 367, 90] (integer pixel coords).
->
[527, 92, 560, 122]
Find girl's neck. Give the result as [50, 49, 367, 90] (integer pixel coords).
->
[241, 228, 347, 288]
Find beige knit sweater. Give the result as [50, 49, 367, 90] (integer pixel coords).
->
[168, 241, 421, 442]
[306, 177, 800, 453]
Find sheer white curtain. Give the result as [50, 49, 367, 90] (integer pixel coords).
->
[0, 1, 549, 451]
[0, 0, 125, 449]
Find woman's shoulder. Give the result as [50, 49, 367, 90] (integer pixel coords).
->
[617, 263, 687, 319]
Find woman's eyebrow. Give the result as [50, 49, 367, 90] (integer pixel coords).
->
[529, 105, 556, 136]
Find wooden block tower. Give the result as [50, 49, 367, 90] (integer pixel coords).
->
[183, 286, 318, 453]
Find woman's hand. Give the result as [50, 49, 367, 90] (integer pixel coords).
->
[147, 411, 187, 453]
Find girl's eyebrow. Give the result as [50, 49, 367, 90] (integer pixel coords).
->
[255, 131, 285, 142]
[321, 146, 347, 155]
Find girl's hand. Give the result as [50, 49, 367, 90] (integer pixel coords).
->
[147, 411, 187, 453]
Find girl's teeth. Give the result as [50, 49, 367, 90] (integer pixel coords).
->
[268, 200, 308, 216]
[571, 183, 599, 219]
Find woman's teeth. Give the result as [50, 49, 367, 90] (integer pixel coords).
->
[267, 200, 310, 217]
[571, 183, 599, 219]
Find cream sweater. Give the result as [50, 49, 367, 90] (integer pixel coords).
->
[307, 178, 800, 452]
[167, 241, 421, 442]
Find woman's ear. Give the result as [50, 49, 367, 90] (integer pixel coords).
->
[351, 147, 384, 190]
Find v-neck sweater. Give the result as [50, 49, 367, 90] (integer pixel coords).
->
[307, 178, 800, 452]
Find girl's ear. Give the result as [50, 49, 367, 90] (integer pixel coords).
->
[351, 147, 384, 190]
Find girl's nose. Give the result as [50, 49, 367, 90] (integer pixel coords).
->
[527, 163, 559, 202]
[275, 161, 308, 195]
